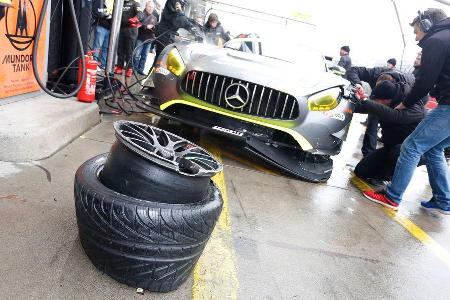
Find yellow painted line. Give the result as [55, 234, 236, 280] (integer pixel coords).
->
[192, 143, 239, 300]
[351, 174, 450, 269]
[383, 208, 450, 268]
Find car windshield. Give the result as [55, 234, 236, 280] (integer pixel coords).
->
[225, 39, 326, 72]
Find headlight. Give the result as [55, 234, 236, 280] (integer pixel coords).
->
[166, 48, 186, 76]
[307, 87, 341, 111]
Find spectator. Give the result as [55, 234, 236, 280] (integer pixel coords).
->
[133, 1, 158, 75]
[347, 66, 415, 157]
[195, 15, 204, 27]
[363, 9, 450, 214]
[387, 58, 396, 69]
[337, 46, 352, 72]
[153, 0, 161, 21]
[114, 0, 141, 77]
[204, 13, 230, 46]
[92, 0, 113, 69]
[412, 52, 421, 78]
[354, 80, 425, 187]
[154, 0, 199, 59]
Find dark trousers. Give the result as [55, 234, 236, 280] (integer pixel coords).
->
[117, 27, 138, 68]
[361, 114, 379, 157]
[355, 145, 401, 181]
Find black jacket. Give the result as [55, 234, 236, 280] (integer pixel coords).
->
[138, 11, 158, 41]
[355, 100, 425, 148]
[92, 0, 112, 30]
[155, 0, 196, 45]
[403, 18, 450, 107]
[121, 0, 140, 26]
[338, 55, 352, 72]
[347, 66, 415, 105]
[204, 22, 230, 45]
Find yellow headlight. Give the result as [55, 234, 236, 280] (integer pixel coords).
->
[307, 87, 341, 111]
[166, 48, 186, 76]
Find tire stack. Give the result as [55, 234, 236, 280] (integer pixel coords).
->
[74, 121, 223, 292]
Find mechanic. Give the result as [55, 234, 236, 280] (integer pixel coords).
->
[133, 0, 158, 75]
[154, 0, 200, 59]
[353, 80, 425, 188]
[387, 58, 396, 69]
[347, 65, 415, 157]
[338, 46, 352, 72]
[363, 8, 450, 214]
[114, 0, 141, 77]
[92, 0, 113, 69]
[204, 13, 230, 46]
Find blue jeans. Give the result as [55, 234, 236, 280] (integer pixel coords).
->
[387, 105, 450, 209]
[92, 25, 110, 68]
[133, 39, 151, 73]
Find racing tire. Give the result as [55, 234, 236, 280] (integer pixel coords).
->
[100, 141, 211, 204]
[100, 121, 222, 204]
[74, 154, 223, 292]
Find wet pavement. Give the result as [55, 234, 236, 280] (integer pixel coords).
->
[0, 113, 449, 299]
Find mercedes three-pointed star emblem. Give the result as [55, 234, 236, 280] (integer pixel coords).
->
[224, 83, 250, 109]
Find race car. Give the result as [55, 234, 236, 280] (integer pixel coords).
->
[150, 37, 355, 182]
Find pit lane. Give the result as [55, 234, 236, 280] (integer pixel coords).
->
[0, 113, 449, 299]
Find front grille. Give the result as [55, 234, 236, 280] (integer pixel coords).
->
[180, 71, 299, 120]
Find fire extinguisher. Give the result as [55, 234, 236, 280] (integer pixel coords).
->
[77, 51, 98, 103]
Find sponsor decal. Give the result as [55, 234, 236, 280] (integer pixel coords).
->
[155, 67, 170, 76]
[323, 111, 345, 122]
[212, 126, 244, 137]
[0, 0, 46, 99]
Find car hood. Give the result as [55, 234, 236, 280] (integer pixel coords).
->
[177, 43, 349, 97]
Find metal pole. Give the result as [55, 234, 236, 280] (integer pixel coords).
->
[390, 0, 406, 70]
[106, 0, 124, 76]
[434, 0, 450, 6]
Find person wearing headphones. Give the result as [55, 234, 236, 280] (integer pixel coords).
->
[363, 8, 450, 215]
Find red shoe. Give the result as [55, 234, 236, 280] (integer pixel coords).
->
[114, 66, 123, 75]
[125, 68, 133, 77]
[363, 190, 399, 210]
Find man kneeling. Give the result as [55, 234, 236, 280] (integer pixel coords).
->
[354, 80, 425, 188]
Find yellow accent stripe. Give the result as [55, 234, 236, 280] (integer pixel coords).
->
[351, 174, 450, 269]
[160, 99, 313, 151]
[192, 144, 239, 300]
[383, 208, 450, 268]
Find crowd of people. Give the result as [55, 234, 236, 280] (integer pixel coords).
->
[342, 8, 450, 215]
[91, 0, 230, 77]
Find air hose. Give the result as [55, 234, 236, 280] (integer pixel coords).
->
[32, 0, 86, 98]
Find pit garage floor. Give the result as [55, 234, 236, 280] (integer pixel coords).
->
[0, 113, 449, 299]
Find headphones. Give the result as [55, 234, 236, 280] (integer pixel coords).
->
[418, 10, 433, 32]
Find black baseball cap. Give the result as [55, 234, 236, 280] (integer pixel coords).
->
[370, 81, 397, 100]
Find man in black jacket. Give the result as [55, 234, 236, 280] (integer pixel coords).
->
[363, 9, 450, 214]
[154, 0, 200, 59]
[347, 66, 415, 157]
[354, 80, 425, 186]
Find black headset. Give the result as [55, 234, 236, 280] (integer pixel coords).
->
[417, 10, 433, 32]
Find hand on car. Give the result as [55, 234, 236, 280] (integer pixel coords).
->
[354, 84, 366, 101]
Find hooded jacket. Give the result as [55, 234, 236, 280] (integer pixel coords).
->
[355, 99, 425, 148]
[204, 22, 230, 45]
[155, 0, 195, 45]
[347, 66, 416, 105]
[403, 18, 450, 107]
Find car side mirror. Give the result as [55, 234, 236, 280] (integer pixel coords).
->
[329, 65, 346, 76]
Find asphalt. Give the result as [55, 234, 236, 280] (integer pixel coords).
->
[0, 113, 449, 299]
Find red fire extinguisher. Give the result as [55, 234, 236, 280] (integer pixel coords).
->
[77, 51, 98, 103]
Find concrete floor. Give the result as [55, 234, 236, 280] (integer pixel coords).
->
[0, 113, 449, 299]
